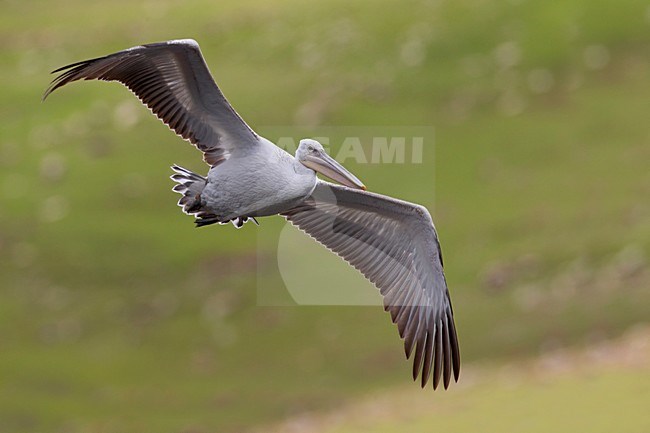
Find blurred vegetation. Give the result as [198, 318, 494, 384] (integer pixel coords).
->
[1, 0, 649, 432]
[256, 326, 650, 433]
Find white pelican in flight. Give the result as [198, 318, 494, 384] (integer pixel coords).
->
[44, 39, 460, 389]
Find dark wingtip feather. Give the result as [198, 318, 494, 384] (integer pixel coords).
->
[432, 323, 443, 390]
[412, 335, 425, 382]
[420, 329, 434, 388]
[49, 56, 103, 74]
[403, 318, 420, 360]
[442, 316, 453, 389]
[448, 311, 461, 382]
[43, 57, 103, 101]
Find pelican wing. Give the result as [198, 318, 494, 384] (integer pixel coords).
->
[43, 39, 258, 166]
[282, 181, 460, 389]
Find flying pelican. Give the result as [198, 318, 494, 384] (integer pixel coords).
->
[44, 39, 460, 389]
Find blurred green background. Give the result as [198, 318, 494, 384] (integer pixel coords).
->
[1, 0, 649, 432]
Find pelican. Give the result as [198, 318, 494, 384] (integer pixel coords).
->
[44, 39, 460, 389]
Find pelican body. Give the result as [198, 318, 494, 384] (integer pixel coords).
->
[44, 39, 460, 389]
[173, 136, 363, 228]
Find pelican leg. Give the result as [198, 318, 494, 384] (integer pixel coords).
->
[230, 216, 259, 228]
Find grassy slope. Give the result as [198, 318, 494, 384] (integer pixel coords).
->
[1, 0, 649, 431]
[257, 327, 650, 433]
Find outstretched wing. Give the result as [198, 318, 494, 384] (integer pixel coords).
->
[44, 39, 258, 166]
[282, 181, 460, 389]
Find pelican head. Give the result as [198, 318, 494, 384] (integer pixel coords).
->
[296, 139, 366, 190]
